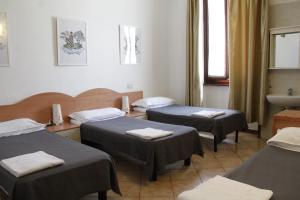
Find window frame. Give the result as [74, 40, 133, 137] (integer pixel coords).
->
[203, 0, 229, 86]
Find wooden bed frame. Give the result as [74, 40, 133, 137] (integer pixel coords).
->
[0, 88, 143, 124]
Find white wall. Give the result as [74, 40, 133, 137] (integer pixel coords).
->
[0, 0, 170, 105]
[167, 0, 188, 104]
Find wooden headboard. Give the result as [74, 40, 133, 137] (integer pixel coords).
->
[0, 88, 143, 123]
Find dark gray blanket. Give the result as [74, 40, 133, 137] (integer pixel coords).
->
[147, 105, 248, 143]
[0, 130, 120, 200]
[80, 117, 203, 178]
[226, 146, 300, 200]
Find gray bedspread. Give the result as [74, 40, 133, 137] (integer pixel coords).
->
[80, 117, 203, 178]
[0, 130, 120, 200]
[226, 146, 300, 200]
[147, 105, 248, 143]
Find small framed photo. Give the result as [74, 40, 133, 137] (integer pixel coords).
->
[57, 18, 87, 66]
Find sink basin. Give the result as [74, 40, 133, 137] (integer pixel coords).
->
[266, 95, 300, 107]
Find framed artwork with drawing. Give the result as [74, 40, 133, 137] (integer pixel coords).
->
[57, 18, 87, 66]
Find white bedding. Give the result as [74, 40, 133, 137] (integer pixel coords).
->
[178, 175, 273, 200]
[69, 107, 125, 123]
[0, 118, 46, 138]
[133, 107, 147, 113]
[267, 127, 300, 152]
[126, 128, 173, 140]
[131, 97, 175, 109]
[191, 110, 225, 118]
[0, 151, 65, 177]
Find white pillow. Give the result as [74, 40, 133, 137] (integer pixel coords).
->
[69, 107, 126, 123]
[132, 97, 175, 109]
[0, 118, 46, 138]
[267, 127, 300, 152]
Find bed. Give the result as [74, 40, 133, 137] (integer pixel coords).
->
[0, 130, 120, 200]
[178, 127, 300, 200]
[225, 145, 300, 199]
[80, 116, 204, 181]
[145, 104, 248, 152]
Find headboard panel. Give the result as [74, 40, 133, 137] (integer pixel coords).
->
[0, 88, 143, 123]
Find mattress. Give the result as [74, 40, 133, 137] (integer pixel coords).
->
[146, 104, 248, 143]
[226, 146, 300, 200]
[0, 130, 120, 200]
[80, 116, 204, 179]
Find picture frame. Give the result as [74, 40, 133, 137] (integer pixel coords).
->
[57, 18, 87, 66]
[119, 25, 142, 65]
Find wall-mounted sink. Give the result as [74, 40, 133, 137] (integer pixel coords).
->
[266, 95, 300, 107]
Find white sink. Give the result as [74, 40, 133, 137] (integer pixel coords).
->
[266, 95, 300, 107]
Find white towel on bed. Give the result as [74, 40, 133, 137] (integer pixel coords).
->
[178, 176, 273, 200]
[126, 128, 173, 140]
[0, 151, 65, 177]
[267, 127, 300, 152]
[191, 110, 225, 118]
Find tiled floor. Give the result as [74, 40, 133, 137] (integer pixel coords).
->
[82, 132, 266, 200]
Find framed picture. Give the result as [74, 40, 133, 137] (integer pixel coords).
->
[0, 12, 9, 67]
[119, 25, 142, 65]
[57, 18, 87, 66]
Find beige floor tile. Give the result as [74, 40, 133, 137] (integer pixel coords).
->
[172, 179, 202, 197]
[213, 150, 237, 158]
[140, 197, 174, 200]
[118, 170, 141, 182]
[197, 168, 225, 182]
[170, 167, 199, 181]
[140, 181, 173, 197]
[192, 157, 223, 170]
[217, 157, 243, 168]
[107, 197, 139, 200]
[116, 181, 140, 197]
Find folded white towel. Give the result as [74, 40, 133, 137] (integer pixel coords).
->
[126, 128, 173, 140]
[191, 110, 225, 118]
[267, 127, 300, 152]
[0, 151, 65, 177]
[178, 175, 273, 200]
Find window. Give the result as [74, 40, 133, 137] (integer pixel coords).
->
[203, 0, 228, 86]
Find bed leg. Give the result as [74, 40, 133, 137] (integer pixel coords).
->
[98, 191, 107, 200]
[257, 125, 261, 138]
[184, 157, 191, 166]
[149, 157, 158, 181]
[235, 131, 239, 143]
[214, 136, 218, 152]
[149, 169, 157, 182]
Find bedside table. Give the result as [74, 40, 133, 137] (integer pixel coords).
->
[127, 111, 147, 120]
[47, 122, 81, 141]
[272, 110, 300, 135]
